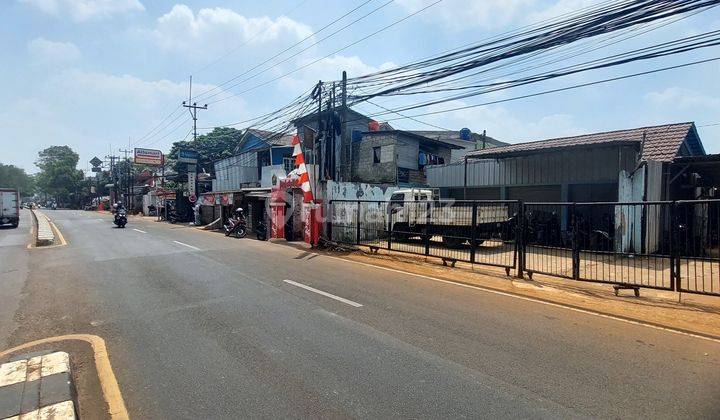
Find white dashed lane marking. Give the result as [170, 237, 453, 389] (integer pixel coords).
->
[132, 229, 147, 234]
[173, 240, 200, 251]
[284, 280, 363, 307]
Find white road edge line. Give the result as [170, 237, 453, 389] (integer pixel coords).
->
[284, 279, 363, 308]
[173, 240, 200, 251]
[133, 229, 147, 234]
[313, 253, 720, 344]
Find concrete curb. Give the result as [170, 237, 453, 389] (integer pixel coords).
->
[30, 210, 54, 246]
[0, 351, 76, 419]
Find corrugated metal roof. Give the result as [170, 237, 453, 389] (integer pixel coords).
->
[466, 122, 697, 162]
[245, 129, 294, 147]
[407, 131, 507, 147]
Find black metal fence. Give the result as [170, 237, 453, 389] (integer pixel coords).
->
[329, 199, 720, 297]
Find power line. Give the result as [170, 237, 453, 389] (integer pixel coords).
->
[364, 56, 720, 122]
[191, 0, 312, 75]
[206, 0, 443, 105]
[192, 0, 380, 101]
[201, 0, 401, 104]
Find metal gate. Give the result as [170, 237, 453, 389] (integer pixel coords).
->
[330, 199, 720, 297]
[330, 199, 519, 272]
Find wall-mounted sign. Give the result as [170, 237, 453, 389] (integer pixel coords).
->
[134, 148, 163, 165]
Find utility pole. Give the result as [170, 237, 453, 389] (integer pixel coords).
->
[105, 155, 119, 204]
[119, 148, 133, 210]
[183, 76, 208, 142]
[341, 70, 348, 182]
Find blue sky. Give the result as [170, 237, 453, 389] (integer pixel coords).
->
[1, 0, 719, 173]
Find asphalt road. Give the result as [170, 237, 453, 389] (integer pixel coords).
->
[1, 210, 719, 419]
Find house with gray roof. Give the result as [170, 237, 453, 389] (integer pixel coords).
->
[407, 130, 507, 162]
[213, 128, 296, 192]
[426, 122, 706, 202]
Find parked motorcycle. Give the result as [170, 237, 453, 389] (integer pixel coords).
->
[224, 215, 247, 238]
[114, 209, 127, 228]
[253, 220, 268, 241]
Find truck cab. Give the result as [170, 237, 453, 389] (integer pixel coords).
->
[0, 188, 20, 228]
[387, 188, 514, 247]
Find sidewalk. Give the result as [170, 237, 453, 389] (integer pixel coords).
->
[292, 242, 720, 339]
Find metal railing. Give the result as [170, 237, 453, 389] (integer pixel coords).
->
[329, 199, 720, 297]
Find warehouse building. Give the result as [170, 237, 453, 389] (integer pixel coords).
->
[426, 122, 706, 202]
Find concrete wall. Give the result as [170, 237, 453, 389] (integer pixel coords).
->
[260, 165, 289, 188]
[326, 181, 398, 243]
[396, 137, 419, 170]
[325, 181, 399, 201]
[352, 134, 397, 184]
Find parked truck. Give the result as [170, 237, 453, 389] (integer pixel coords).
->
[0, 188, 20, 228]
[387, 189, 515, 247]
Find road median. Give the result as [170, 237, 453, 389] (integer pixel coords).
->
[30, 210, 55, 247]
[0, 351, 76, 419]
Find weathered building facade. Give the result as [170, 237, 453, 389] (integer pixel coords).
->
[427, 122, 705, 202]
[352, 130, 459, 185]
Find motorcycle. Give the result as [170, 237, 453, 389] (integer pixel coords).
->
[114, 209, 127, 228]
[224, 215, 247, 238]
[253, 220, 268, 241]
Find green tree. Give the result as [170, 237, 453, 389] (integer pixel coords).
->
[166, 127, 243, 175]
[35, 146, 84, 206]
[0, 163, 35, 195]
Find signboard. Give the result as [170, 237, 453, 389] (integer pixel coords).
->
[187, 171, 196, 196]
[201, 194, 216, 206]
[91, 167, 101, 172]
[178, 149, 199, 164]
[90, 157, 103, 167]
[134, 148, 163, 166]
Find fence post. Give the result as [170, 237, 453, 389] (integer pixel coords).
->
[355, 201, 361, 245]
[387, 203, 393, 251]
[424, 201, 431, 256]
[571, 203, 580, 280]
[671, 201, 680, 291]
[516, 201, 524, 279]
[470, 202, 478, 264]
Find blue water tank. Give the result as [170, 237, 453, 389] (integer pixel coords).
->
[459, 128, 472, 140]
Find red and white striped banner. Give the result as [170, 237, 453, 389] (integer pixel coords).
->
[292, 135, 314, 203]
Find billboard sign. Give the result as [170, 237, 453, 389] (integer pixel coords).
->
[178, 149, 199, 164]
[134, 148, 164, 165]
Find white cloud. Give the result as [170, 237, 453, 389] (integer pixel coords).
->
[19, 0, 145, 21]
[280, 54, 396, 92]
[27, 38, 82, 63]
[396, 0, 535, 29]
[645, 87, 720, 110]
[403, 99, 584, 142]
[145, 4, 313, 56]
[2, 69, 251, 169]
[52, 69, 217, 109]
